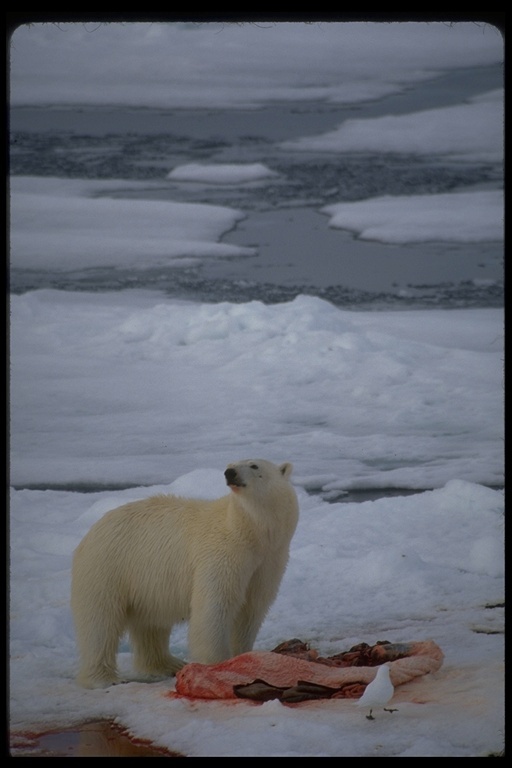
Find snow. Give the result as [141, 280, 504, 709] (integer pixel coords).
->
[8, 20, 504, 757]
[9, 473, 505, 756]
[9, 21, 503, 109]
[9, 286, 504, 492]
[322, 190, 503, 244]
[167, 162, 279, 185]
[281, 90, 504, 163]
[9, 176, 504, 271]
[10, 176, 255, 271]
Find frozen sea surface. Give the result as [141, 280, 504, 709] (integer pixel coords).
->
[9, 62, 503, 308]
[8, 22, 504, 758]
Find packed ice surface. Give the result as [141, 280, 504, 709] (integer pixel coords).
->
[9, 21, 503, 109]
[9, 20, 504, 757]
[167, 163, 279, 184]
[9, 285, 505, 757]
[9, 288, 504, 492]
[9, 473, 504, 756]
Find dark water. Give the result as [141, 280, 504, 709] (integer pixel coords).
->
[9, 63, 503, 308]
[10, 720, 183, 757]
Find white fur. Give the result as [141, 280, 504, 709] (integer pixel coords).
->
[71, 459, 298, 688]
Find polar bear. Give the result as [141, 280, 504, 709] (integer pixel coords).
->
[71, 459, 298, 688]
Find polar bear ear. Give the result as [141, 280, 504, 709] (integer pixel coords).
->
[279, 462, 293, 478]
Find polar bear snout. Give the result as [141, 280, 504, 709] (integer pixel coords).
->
[224, 467, 246, 488]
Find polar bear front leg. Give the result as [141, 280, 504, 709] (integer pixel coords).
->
[128, 622, 185, 677]
[187, 574, 244, 664]
[231, 557, 288, 656]
[187, 602, 232, 664]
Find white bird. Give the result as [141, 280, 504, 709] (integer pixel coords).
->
[357, 663, 395, 720]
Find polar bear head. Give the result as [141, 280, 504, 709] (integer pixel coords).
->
[224, 459, 298, 532]
[224, 459, 293, 492]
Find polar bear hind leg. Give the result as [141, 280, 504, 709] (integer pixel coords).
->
[74, 610, 124, 689]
